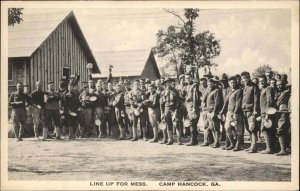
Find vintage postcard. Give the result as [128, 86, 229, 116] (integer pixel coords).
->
[1, 1, 299, 190]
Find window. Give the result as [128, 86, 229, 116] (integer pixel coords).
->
[8, 63, 13, 81]
[63, 67, 70, 78]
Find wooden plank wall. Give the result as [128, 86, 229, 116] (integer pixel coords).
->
[30, 19, 91, 92]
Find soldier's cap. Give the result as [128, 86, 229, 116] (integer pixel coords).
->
[241, 71, 250, 77]
[220, 73, 228, 81]
[212, 76, 220, 82]
[235, 74, 241, 78]
[179, 74, 185, 80]
[228, 76, 237, 82]
[48, 81, 54, 85]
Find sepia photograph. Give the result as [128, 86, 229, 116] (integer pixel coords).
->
[1, 1, 299, 190]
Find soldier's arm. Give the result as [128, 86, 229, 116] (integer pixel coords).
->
[253, 85, 260, 115]
[266, 86, 275, 108]
[213, 89, 222, 115]
[9, 93, 15, 106]
[220, 94, 229, 115]
[234, 89, 243, 114]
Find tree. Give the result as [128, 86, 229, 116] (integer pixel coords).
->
[153, 9, 220, 80]
[252, 64, 277, 78]
[8, 8, 24, 26]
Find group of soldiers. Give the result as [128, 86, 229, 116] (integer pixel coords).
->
[9, 70, 291, 156]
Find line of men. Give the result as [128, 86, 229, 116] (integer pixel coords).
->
[9, 70, 291, 156]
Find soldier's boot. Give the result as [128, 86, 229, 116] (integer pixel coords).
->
[150, 127, 158, 143]
[119, 128, 125, 140]
[42, 128, 48, 141]
[131, 127, 138, 141]
[212, 131, 220, 148]
[55, 127, 61, 140]
[18, 126, 23, 141]
[160, 129, 168, 144]
[201, 129, 210, 146]
[275, 137, 287, 156]
[222, 135, 230, 150]
[142, 126, 148, 141]
[176, 128, 183, 145]
[34, 127, 40, 140]
[226, 134, 235, 150]
[69, 126, 74, 140]
[186, 126, 197, 146]
[233, 134, 243, 151]
[127, 124, 133, 140]
[166, 129, 174, 145]
[260, 133, 273, 154]
[248, 133, 258, 153]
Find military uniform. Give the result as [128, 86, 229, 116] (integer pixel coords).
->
[221, 88, 243, 151]
[94, 90, 106, 137]
[44, 90, 61, 139]
[62, 91, 81, 139]
[175, 83, 186, 144]
[30, 89, 45, 139]
[9, 91, 31, 141]
[112, 90, 126, 139]
[104, 89, 118, 138]
[182, 82, 201, 146]
[242, 82, 260, 153]
[59, 88, 68, 138]
[124, 87, 133, 139]
[146, 90, 160, 143]
[274, 87, 291, 155]
[127, 88, 147, 141]
[259, 85, 276, 154]
[160, 86, 180, 145]
[206, 86, 223, 148]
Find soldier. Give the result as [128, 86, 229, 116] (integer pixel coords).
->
[9, 82, 31, 141]
[265, 71, 274, 85]
[219, 73, 231, 145]
[78, 83, 88, 138]
[30, 81, 45, 140]
[200, 78, 214, 147]
[205, 78, 223, 148]
[146, 84, 160, 143]
[241, 71, 260, 153]
[252, 77, 259, 86]
[62, 80, 81, 140]
[258, 75, 276, 154]
[269, 78, 277, 89]
[124, 79, 133, 139]
[140, 78, 151, 139]
[58, 81, 68, 139]
[235, 74, 242, 89]
[182, 74, 201, 146]
[94, 82, 106, 138]
[155, 79, 164, 95]
[220, 77, 243, 151]
[274, 79, 291, 156]
[175, 74, 186, 143]
[80, 80, 96, 138]
[105, 82, 118, 138]
[160, 77, 180, 145]
[127, 80, 147, 141]
[112, 84, 127, 140]
[44, 81, 61, 140]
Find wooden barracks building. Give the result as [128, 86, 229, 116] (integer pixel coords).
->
[8, 10, 100, 95]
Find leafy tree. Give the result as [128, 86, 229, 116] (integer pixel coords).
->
[8, 8, 24, 26]
[153, 9, 220, 80]
[252, 64, 277, 78]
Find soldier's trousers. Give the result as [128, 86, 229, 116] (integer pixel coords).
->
[115, 107, 125, 137]
[44, 109, 60, 139]
[164, 106, 177, 143]
[202, 111, 213, 144]
[207, 111, 221, 145]
[261, 114, 276, 152]
[148, 107, 160, 140]
[82, 108, 93, 137]
[243, 111, 258, 150]
[67, 114, 78, 139]
[125, 107, 133, 137]
[94, 107, 105, 137]
[32, 107, 45, 137]
[132, 112, 146, 139]
[11, 108, 27, 139]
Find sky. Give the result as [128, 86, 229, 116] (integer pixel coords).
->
[21, 8, 292, 76]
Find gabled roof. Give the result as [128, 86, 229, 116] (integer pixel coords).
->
[8, 9, 98, 71]
[94, 49, 160, 78]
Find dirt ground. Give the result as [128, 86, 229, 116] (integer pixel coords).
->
[8, 131, 291, 181]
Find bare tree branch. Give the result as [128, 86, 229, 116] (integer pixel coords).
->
[164, 8, 186, 24]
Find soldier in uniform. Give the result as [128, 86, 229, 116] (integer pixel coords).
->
[175, 74, 186, 143]
[127, 79, 147, 141]
[258, 75, 276, 154]
[124, 79, 133, 139]
[62, 80, 81, 140]
[182, 74, 201, 146]
[58, 81, 68, 139]
[241, 71, 260, 153]
[112, 84, 127, 140]
[205, 78, 223, 148]
[140, 79, 151, 139]
[78, 83, 88, 138]
[274, 79, 291, 156]
[30, 81, 45, 140]
[105, 82, 118, 138]
[44, 81, 61, 140]
[220, 77, 243, 151]
[160, 78, 180, 145]
[94, 82, 106, 138]
[9, 82, 31, 141]
[145, 83, 160, 143]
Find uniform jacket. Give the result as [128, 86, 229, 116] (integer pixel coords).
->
[147, 91, 160, 109]
[44, 90, 60, 110]
[242, 82, 260, 113]
[9, 91, 31, 109]
[63, 92, 81, 113]
[160, 87, 180, 110]
[260, 86, 276, 115]
[221, 88, 243, 115]
[80, 89, 96, 108]
[94, 91, 106, 107]
[113, 91, 125, 110]
[206, 87, 223, 114]
[127, 89, 146, 109]
[30, 89, 45, 108]
[182, 82, 201, 111]
[275, 88, 291, 111]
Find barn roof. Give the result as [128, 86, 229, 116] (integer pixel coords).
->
[94, 49, 160, 78]
[8, 9, 98, 70]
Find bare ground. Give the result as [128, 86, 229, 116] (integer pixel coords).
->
[8, 133, 291, 181]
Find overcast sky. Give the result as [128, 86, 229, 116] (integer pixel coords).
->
[22, 8, 292, 76]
